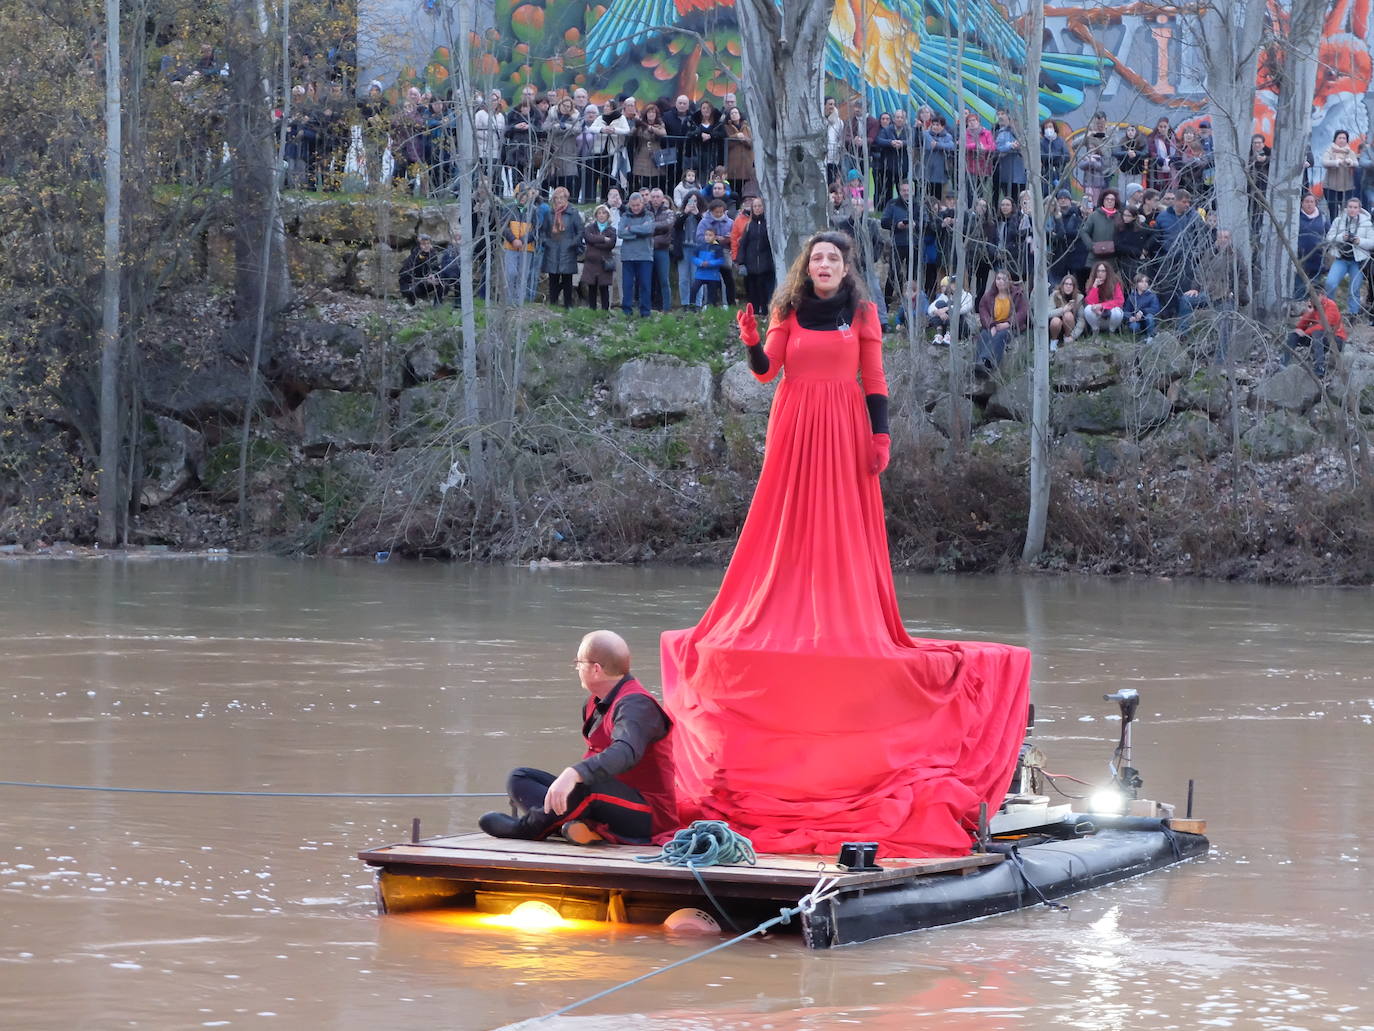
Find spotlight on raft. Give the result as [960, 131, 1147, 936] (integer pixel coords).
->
[508, 899, 564, 930]
[1088, 787, 1127, 816]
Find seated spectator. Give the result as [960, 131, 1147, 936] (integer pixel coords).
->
[581, 204, 618, 310]
[975, 268, 1028, 377]
[1048, 274, 1084, 349]
[1125, 273, 1161, 344]
[692, 227, 730, 308]
[927, 275, 973, 345]
[400, 233, 445, 305]
[1083, 261, 1124, 334]
[1282, 284, 1346, 378]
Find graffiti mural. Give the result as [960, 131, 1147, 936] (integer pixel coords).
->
[386, 0, 1374, 183]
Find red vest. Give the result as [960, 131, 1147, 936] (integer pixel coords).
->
[583, 677, 678, 836]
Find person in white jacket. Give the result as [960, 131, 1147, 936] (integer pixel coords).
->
[926, 275, 974, 344]
[473, 94, 505, 184]
[605, 97, 638, 191]
[1323, 195, 1374, 318]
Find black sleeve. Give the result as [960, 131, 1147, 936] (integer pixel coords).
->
[573, 694, 668, 784]
[865, 392, 889, 435]
[747, 343, 769, 375]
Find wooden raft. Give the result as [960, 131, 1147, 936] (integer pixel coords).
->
[359, 833, 1002, 911]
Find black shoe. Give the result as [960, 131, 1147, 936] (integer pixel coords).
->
[478, 808, 550, 840]
[973, 360, 991, 380]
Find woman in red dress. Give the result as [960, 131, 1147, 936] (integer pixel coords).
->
[660, 232, 1031, 858]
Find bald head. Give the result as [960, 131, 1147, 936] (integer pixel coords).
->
[580, 630, 630, 677]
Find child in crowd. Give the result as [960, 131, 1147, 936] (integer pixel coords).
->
[1125, 273, 1161, 344]
[925, 276, 972, 344]
[845, 168, 865, 203]
[672, 168, 700, 209]
[692, 227, 729, 308]
[1283, 284, 1346, 378]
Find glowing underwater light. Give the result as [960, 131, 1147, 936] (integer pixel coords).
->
[508, 899, 564, 930]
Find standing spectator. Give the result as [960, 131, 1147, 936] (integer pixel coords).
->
[661, 95, 694, 182]
[617, 191, 656, 317]
[692, 226, 730, 308]
[1145, 116, 1177, 192]
[545, 97, 581, 199]
[400, 234, 446, 305]
[842, 95, 879, 176]
[961, 110, 995, 203]
[632, 102, 670, 194]
[824, 96, 845, 188]
[1324, 195, 1374, 318]
[697, 191, 738, 306]
[737, 197, 776, 312]
[1113, 203, 1152, 285]
[542, 187, 584, 309]
[881, 181, 919, 296]
[647, 188, 676, 311]
[1323, 130, 1359, 219]
[581, 205, 617, 310]
[1155, 188, 1199, 255]
[986, 196, 1028, 280]
[1294, 192, 1329, 298]
[724, 107, 756, 200]
[606, 96, 639, 193]
[1361, 138, 1374, 212]
[869, 112, 897, 202]
[691, 100, 725, 180]
[1114, 124, 1148, 194]
[1078, 188, 1121, 267]
[1282, 284, 1345, 378]
[1083, 261, 1124, 334]
[474, 94, 506, 186]
[1076, 111, 1112, 206]
[831, 196, 889, 325]
[1040, 119, 1069, 196]
[974, 268, 1028, 377]
[993, 108, 1027, 211]
[1048, 273, 1084, 349]
[500, 183, 540, 303]
[502, 99, 540, 190]
[1125, 273, 1161, 344]
[577, 103, 605, 203]
[1175, 127, 1212, 200]
[1194, 229, 1249, 360]
[1245, 133, 1271, 234]
[572, 87, 589, 115]
[394, 86, 429, 185]
[923, 116, 955, 198]
[674, 193, 703, 309]
[1048, 189, 1087, 285]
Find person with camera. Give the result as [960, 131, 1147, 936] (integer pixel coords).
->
[1323, 195, 1374, 320]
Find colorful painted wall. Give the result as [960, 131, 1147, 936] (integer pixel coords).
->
[377, 0, 1373, 183]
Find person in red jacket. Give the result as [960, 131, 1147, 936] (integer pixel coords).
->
[1283, 284, 1346, 378]
[478, 630, 676, 845]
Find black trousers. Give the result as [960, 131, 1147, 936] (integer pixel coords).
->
[508, 766, 653, 843]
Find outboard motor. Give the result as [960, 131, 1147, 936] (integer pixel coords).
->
[1103, 688, 1143, 798]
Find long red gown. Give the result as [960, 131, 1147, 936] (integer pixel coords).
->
[660, 299, 1031, 858]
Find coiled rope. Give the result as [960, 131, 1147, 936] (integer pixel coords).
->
[492, 871, 844, 1030]
[635, 820, 759, 932]
[0, 780, 504, 799]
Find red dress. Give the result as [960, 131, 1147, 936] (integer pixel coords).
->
[660, 300, 1031, 858]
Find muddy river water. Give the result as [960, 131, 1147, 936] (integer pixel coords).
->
[0, 558, 1370, 1030]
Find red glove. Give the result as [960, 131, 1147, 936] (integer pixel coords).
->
[870, 433, 891, 475]
[735, 302, 760, 348]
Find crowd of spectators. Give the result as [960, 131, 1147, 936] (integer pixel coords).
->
[157, 55, 1363, 376]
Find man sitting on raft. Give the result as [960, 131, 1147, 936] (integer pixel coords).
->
[478, 630, 677, 845]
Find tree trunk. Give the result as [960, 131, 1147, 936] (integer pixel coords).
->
[1022, 4, 1051, 564]
[1188, 0, 1266, 284]
[945, 1, 971, 455]
[735, 0, 833, 270]
[97, 0, 122, 548]
[450, 0, 485, 490]
[1262, 0, 1323, 309]
[226, 0, 289, 319]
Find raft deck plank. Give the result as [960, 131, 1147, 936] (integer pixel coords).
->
[358, 832, 1002, 897]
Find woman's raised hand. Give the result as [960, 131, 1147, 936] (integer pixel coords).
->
[736, 303, 760, 348]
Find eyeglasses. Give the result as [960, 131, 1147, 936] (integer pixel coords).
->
[572, 658, 598, 669]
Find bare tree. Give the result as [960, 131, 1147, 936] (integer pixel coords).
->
[734, 0, 833, 268]
[97, 0, 122, 547]
[1021, 3, 1052, 563]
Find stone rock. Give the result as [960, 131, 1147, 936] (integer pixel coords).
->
[415, 205, 462, 245]
[1131, 330, 1193, 389]
[882, 347, 944, 410]
[890, 410, 948, 461]
[272, 321, 394, 393]
[523, 343, 601, 404]
[970, 419, 1030, 466]
[1249, 364, 1322, 413]
[285, 237, 350, 288]
[289, 196, 382, 245]
[395, 379, 463, 447]
[719, 360, 775, 413]
[1174, 367, 1239, 417]
[1052, 341, 1118, 391]
[139, 416, 205, 508]
[200, 437, 293, 502]
[1335, 350, 1374, 415]
[145, 357, 274, 426]
[353, 244, 404, 297]
[986, 366, 1031, 421]
[720, 411, 769, 473]
[1059, 431, 1141, 479]
[929, 394, 974, 437]
[1146, 410, 1226, 462]
[1053, 384, 1170, 434]
[299, 389, 385, 453]
[611, 357, 714, 427]
[1241, 410, 1319, 461]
